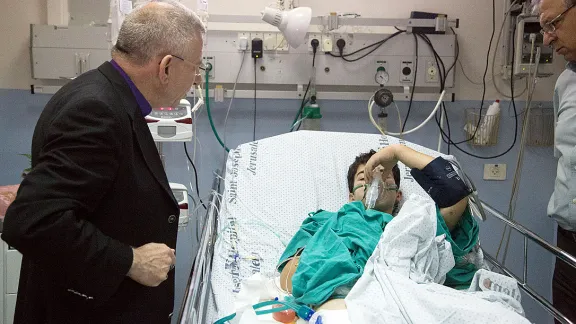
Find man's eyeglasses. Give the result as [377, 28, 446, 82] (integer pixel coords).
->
[171, 54, 206, 76]
[541, 4, 575, 35]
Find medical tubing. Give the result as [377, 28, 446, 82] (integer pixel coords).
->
[460, 0, 496, 144]
[371, 91, 446, 136]
[289, 49, 317, 132]
[437, 108, 445, 152]
[329, 30, 405, 62]
[253, 57, 257, 141]
[393, 101, 403, 135]
[214, 300, 304, 324]
[205, 69, 231, 152]
[290, 110, 314, 131]
[428, 18, 520, 159]
[184, 142, 207, 210]
[223, 50, 246, 150]
[492, 0, 527, 99]
[499, 46, 541, 264]
[290, 80, 311, 132]
[444, 27, 459, 78]
[401, 33, 418, 133]
[443, 104, 452, 155]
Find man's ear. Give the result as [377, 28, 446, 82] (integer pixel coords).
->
[158, 55, 173, 84]
[396, 190, 403, 202]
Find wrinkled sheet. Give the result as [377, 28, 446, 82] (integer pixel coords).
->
[345, 194, 529, 324]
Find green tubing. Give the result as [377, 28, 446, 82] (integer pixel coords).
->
[205, 69, 231, 152]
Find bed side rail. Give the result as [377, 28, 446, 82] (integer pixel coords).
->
[179, 172, 222, 324]
[481, 201, 576, 324]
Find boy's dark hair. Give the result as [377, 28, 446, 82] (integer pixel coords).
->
[347, 150, 400, 193]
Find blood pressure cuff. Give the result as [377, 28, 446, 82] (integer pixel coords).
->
[410, 157, 472, 208]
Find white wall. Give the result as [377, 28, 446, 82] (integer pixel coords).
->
[0, 0, 564, 101]
[0, 0, 46, 90]
[183, 0, 563, 101]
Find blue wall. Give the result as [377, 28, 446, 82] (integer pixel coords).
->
[0, 89, 558, 323]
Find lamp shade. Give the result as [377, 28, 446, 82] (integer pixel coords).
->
[261, 6, 312, 48]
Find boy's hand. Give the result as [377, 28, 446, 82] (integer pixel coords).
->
[364, 146, 399, 183]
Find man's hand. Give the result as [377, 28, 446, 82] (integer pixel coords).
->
[127, 243, 176, 287]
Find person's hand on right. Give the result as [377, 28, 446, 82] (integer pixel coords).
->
[127, 243, 176, 287]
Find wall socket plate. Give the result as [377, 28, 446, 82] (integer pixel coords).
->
[251, 32, 264, 42]
[400, 61, 414, 83]
[237, 32, 250, 51]
[426, 60, 439, 83]
[333, 33, 354, 51]
[321, 34, 333, 52]
[484, 164, 507, 181]
[276, 34, 289, 52]
[202, 56, 215, 79]
[263, 32, 277, 51]
[308, 33, 321, 53]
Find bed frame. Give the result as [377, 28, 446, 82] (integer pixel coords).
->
[178, 173, 576, 324]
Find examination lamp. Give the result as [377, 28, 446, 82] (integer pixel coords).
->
[261, 6, 312, 48]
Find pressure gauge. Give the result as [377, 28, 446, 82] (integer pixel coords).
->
[375, 67, 389, 85]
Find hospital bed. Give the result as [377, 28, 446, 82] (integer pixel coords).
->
[178, 131, 576, 324]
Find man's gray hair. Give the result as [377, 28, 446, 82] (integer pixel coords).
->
[112, 0, 206, 65]
[533, 0, 576, 10]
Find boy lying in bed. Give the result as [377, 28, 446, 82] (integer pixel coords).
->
[277, 144, 479, 309]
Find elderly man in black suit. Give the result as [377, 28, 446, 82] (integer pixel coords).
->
[1, 1, 205, 323]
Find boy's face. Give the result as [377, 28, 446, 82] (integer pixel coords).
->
[349, 164, 402, 213]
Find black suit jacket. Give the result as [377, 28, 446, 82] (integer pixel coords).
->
[1, 62, 180, 323]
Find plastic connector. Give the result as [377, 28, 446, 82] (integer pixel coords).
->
[239, 37, 249, 50]
[296, 305, 315, 321]
[336, 38, 346, 54]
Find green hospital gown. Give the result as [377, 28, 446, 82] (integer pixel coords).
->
[278, 200, 479, 306]
[437, 206, 480, 290]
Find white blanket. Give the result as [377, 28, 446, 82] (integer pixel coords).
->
[345, 195, 529, 324]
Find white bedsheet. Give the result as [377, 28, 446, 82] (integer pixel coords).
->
[346, 195, 528, 324]
[206, 131, 469, 322]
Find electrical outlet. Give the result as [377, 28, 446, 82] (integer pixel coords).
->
[263, 33, 277, 51]
[237, 32, 250, 51]
[321, 34, 333, 52]
[250, 32, 264, 44]
[333, 33, 353, 45]
[202, 56, 215, 79]
[426, 60, 439, 83]
[308, 33, 321, 52]
[400, 61, 414, 83]
[483, 164, 507, 181]
[276, 34, 289, 51]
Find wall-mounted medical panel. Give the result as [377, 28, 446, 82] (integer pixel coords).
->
[201, 31, 455, 89]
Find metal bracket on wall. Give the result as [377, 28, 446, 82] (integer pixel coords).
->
[31, 84, 455, 102]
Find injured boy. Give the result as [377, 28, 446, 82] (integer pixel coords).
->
[277, 144, 479, 307]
